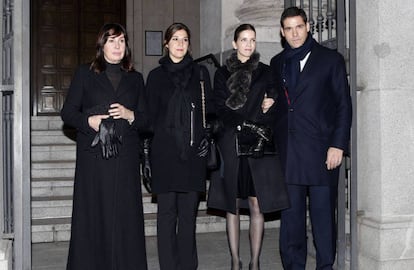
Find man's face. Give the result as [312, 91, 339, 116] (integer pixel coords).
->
[280, 16, 310, 49]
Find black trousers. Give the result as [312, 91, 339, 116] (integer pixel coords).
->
[157, 191, 200, 270]
[279, 184, 337, 270]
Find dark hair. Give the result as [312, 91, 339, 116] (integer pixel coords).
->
[163, 22, 192, 55]
[233, 23, 256, 42]
[90, 23, 134, 73]
[280, 7, 308, 28]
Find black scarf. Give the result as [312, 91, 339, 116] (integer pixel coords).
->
[282, 34, 315, 93]
[225, 52, 260, 110]
[160, 54, 194, 160]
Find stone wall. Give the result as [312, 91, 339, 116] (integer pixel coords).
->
[356, 0, 414, 269]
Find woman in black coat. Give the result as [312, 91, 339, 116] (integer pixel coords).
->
[145, 22, 213, 270]
[207, 24, 290, 270]
[61, 23, 148, 270]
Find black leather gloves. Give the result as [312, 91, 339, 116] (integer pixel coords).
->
[241, 120, 272, 142]
[141, 138, 152, 193]
[197, 118, 221, 157]
[197, 137, 209, 157]
[238, 120, 272, 158]
[197, 118, 222, 170]
[91, 118, 122, 159]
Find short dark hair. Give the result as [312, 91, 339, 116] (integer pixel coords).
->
[280, 7, 308, 28]
[90, 23, 134, 73]
[163, 22, 192, 55]
[233, 23, 256, 42]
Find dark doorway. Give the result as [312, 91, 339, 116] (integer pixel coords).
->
[31, 0, 126, 116]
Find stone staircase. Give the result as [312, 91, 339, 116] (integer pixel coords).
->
[30, 116, 279, 243]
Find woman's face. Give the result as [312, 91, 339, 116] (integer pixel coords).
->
[103, 34, 126, 64]
[166, 29, 189, 63]
[232, 29, 256, 63]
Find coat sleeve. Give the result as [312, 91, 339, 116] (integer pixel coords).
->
[144, 69, 161, 135]
[255, 65, 278, 126]
[60, 65, 94, 135]
[329, 53, 352, 153]
[130, 72, 150, 132]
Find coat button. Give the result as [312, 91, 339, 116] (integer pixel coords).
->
[289, 108, 294, 112]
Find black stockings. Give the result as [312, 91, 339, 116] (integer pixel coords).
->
[227, 201, 241, 270]
[226, 197, 264, 270]
[248, 197, 264, 270]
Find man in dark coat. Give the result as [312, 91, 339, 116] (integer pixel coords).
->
[270, 7, 352, 270]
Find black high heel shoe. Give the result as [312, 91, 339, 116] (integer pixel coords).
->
[231, 260, 242, 270]
[248, 262, 260, 270]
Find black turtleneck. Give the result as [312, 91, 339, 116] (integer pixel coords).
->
[105, 62, 122, 91]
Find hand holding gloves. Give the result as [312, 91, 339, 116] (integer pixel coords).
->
[91, 117, 122, 159]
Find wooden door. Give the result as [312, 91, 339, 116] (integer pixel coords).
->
[31, 0, 125, 115]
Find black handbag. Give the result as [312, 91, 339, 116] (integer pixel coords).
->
[200, 69, 220, 170]
[235, 128, 277, 157]
[206, 138, 220, 170]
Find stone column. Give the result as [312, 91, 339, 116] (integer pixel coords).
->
[356, 0, 414, 269]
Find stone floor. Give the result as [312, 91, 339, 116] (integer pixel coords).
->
[32, 228, 316, 270]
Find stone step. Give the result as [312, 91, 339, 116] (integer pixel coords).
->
[31, 194, 207, 220]
[31, 177, 74, 198]
[31, 130, 76, 146]
[31, 196, 73, 220]
[31, 160, 76, 179]
[31, 116, 66, 131]
[32, 175, 153, 198]
[31, 211, 280, 243]
[31, 144, 76, 162]
[31, 217, 72, 243]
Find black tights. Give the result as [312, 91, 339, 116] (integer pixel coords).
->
[227, 197, 264, 270]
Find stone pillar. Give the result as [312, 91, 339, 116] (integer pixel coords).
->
[356, 0, 414, 269]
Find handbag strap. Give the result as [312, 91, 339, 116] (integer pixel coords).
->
[200, 68, 206, 129]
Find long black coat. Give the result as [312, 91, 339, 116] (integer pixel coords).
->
[270, 42, 352, 186]
[146, 62, 213, 194]
[207, 62, 290, 214]
[61, 64, 148, 270]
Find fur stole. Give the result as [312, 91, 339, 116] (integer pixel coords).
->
[225, 52, 260, 110]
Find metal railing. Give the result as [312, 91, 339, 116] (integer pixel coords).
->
[1, 0, 14, 241]
[0, 87, 13, 239]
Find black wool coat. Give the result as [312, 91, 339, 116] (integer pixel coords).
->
[270, 42, 352, 186]
[61, 64, 148, 270]
[146, 61, 213, 194]
[207, 62, 290, 214]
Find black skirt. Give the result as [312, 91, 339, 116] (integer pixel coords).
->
[237, 157, 256, 199]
